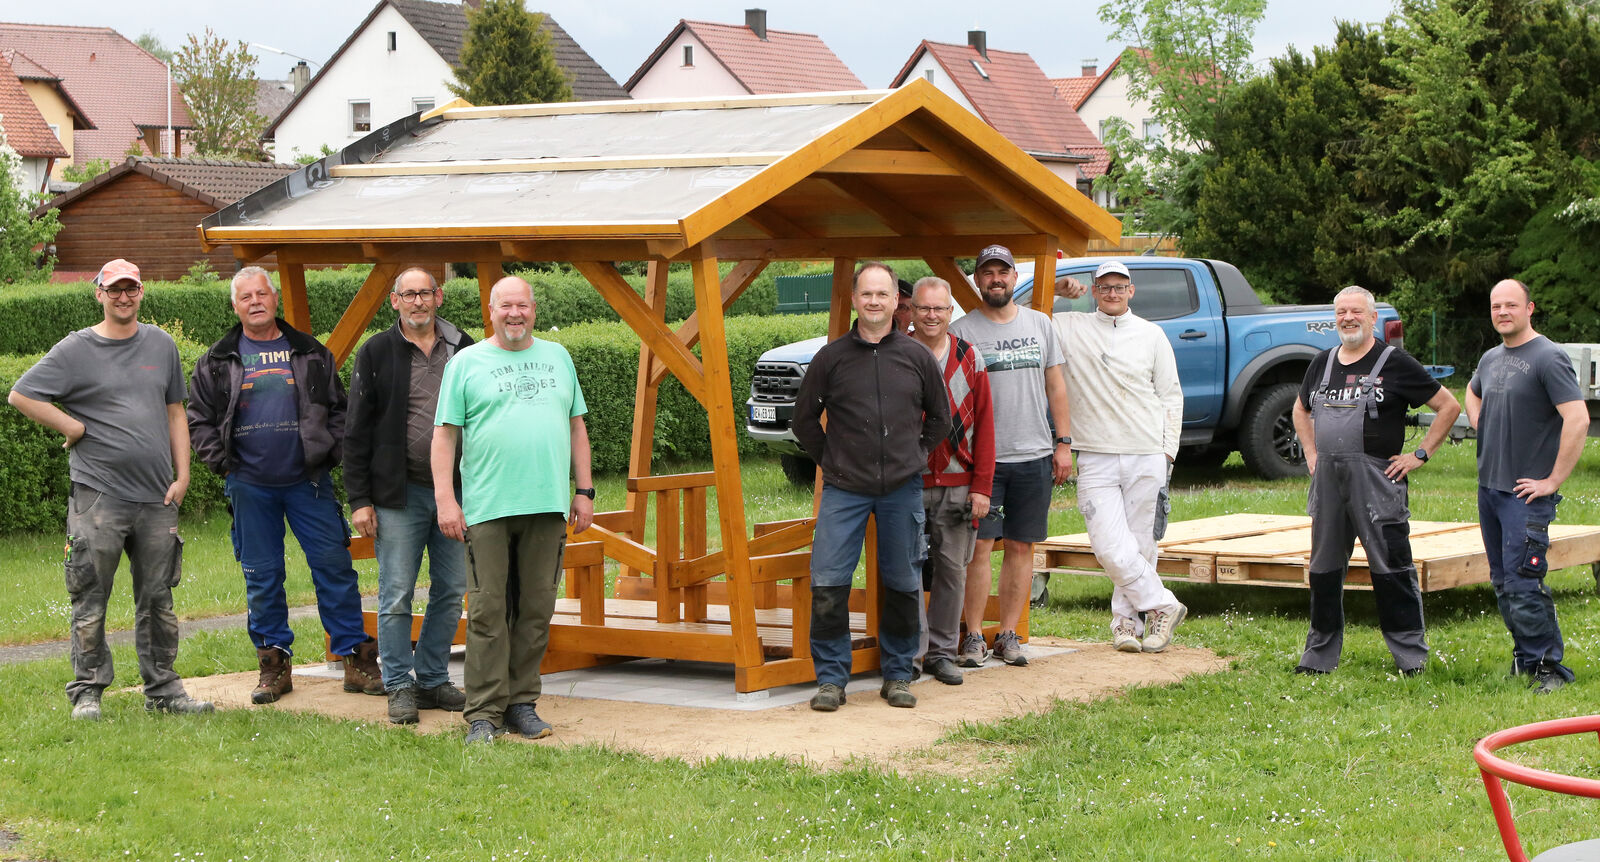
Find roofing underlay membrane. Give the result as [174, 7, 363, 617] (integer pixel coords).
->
[212, 100, 877, 231]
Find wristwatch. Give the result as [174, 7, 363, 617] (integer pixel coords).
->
[574, 487, 596, 499]
[1413, 448, 1429, 463]
[1054, 436, 1073, 447]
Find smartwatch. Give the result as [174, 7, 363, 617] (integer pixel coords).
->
[1412, 448, 1429, 463]
[574, 487, 596, 499]
[1054, 436, 1073, 447]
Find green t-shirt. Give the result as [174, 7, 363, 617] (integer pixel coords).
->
[435, 338, 587, 526]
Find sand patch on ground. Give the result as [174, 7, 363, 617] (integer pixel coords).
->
[183, 637, 1228, 771]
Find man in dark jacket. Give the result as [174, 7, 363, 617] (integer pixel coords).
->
[345, 267, 474, 724]
[794, 262, 951, 712]
[188, 266, 380, 705]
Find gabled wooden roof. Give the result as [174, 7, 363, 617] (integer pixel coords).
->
[202, 79, 1120, 265]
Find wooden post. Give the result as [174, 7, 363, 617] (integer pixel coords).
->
[813, 258, 856, 516]
[278, 262, 311, 333]
[625, 261, 670, 558]
[689, 254, 763, 685]
[477, 261, 503, 334]
[1031, 242, 1056, 313]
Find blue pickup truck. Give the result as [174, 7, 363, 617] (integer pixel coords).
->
[746, 257, 1404, 482]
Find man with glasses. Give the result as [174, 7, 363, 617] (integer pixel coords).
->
[909, 277, 994, 686]
[1050, 260, 1188, 653]
[9, 259, 213, 719]
[189, 266, 381, 705]
[345, 267, 474, 723]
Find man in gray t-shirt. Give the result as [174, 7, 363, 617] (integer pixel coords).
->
[8, 259, 211, 719]
[1466, 278, 1588, 694]
[947, 244, 1073, 669]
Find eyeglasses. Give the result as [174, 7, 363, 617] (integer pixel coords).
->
[913, 304, 953, 313]
[393, 289, 439, 303]
[1094, 283, 1131, 295]
[98, 284, 143, 298]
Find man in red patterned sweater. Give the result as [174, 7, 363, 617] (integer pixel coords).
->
[910, 277, 996, 686]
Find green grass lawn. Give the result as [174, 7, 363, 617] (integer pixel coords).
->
[3, 440, 1599, 860]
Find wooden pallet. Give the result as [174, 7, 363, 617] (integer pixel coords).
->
[1035, 514, 1600, 592]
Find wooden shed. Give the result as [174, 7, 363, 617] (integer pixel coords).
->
[198, 79, 1121, 692]
[37, 157, 298, 281]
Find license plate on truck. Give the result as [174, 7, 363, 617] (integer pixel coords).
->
[751, 405, 776, 423]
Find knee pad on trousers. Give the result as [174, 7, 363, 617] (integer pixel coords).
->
[879, 588, 921, 640]
[811, 586, 852, 640]
[1307, 569, 1346, 630]
[1501, 589, 1558, 640]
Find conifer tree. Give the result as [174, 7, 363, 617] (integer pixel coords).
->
[449, 0, 573, 106]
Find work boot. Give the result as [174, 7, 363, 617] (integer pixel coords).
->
[145, 693, 215, 715]
[879, 678, 917, 708]
[809, 683, 846, 712]
[252, 647, 293, 704]
[1531, 664, 1567, 695]
[464, 719, 504, 745]
[416, 681, 466, 712]
[387, 686, 419, 725]
[342, 638, 384, 696]
[505, 702, 553, 739]
[71, 691, 102, 721]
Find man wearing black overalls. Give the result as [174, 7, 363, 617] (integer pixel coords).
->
[1290, 286, 1462, 676]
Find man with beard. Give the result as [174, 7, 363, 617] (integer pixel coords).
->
[1290, 286, 1459, 676]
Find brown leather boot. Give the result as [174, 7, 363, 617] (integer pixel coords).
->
[342, 638, 384, 695]
[252, 647, 293, 704]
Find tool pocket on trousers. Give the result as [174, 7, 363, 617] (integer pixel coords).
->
[168, 535, 185, 588]
[64, 536, 95, 595]
[912, 507, 929, 566]
[1519, 520, 1551, 579]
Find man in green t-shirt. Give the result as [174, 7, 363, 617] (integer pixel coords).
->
[433, 277, 593, 744]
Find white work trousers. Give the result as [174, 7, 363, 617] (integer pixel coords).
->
[1076, 451, 1178, 635]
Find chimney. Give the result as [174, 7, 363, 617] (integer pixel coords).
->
[746, 8, 767, 40]
[968, 30, 987, 60]
[1082, 59, 1098, 77]
[290, 61, 310, 94]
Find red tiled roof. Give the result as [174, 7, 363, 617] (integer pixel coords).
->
[33, 156, 298, 217]
[1, 46, 53, 79]
[0, 50, 68, 159]
[0, 22, 191, 164]
[627, 19, 863, 94]
[1051, 75, 1096, 110]
[894, 40, 1106, 177]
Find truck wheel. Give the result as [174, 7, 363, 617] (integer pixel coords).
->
[1238, 382, 1308, 479]
[780, 454, 817, 487]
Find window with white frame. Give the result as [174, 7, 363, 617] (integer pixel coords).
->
[683, 45, 693, 66]
[1143, 119, 1164, 145]
[413, 98, 435, 114]
[351, 101, 372, 134]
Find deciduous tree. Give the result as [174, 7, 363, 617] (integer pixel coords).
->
[172, 29, 267, 161]
[0, 122, 62, 284]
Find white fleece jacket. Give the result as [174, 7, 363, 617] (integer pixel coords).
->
[1051, 309, 1183, 459]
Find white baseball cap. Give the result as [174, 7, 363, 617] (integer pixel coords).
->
[1094, 260, 1131, 280]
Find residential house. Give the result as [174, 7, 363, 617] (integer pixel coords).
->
[624, 9, 863, 98]
[33, 156, 298, 281]
[890, 32, 1107, 198]
[0, 23, 190, 169]
[1, 48, 92, 188]
[0, 50, 69, 194]
[1053, 51, 1171, 153]
[265, 0, 627, 162]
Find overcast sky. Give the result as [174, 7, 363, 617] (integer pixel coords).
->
[11, 0, 1403, 86]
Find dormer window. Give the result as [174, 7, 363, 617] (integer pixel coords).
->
[970, 60, 989, 80]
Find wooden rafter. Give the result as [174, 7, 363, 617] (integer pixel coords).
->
[817, 174, 934, 236]
[330, 152, 786, 178]
[820, 149, 958, 176]
[647, 258, 769, 387]
[325, 263, 401, 366]
[571, 261, 707, 405]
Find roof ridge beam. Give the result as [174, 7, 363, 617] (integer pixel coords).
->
[329, 153, 787, 178]
[441, 89, 893, 119]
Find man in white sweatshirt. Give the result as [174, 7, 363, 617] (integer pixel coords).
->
[1051, 260, 1188, 652]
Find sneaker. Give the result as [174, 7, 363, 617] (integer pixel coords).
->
[70, 692, 102, 721]
[464, 719, 504, 744]
[1531, 665, 1567, 695]
[809, 683, 846, 712]
[505, 702, 553, 739]
[1293, 665, 1329, 676]
[342, 639, 385, 696]
[1111, 619, 1142, 653]
[957, 632, 990, 668]
[1141, 602, 1188, 653]
[879, 678, 917, 708]
[387, 686, 419, 725]
[252, 646, 293, 704]
[925, 657, 964, 686]
[994, 630, 1029, 666]
[145, 693, 214, 715]
[416, 681, 466, 712]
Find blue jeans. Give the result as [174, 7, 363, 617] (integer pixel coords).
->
[226, 474, 368, 657]
[375, 483, 467, 691]
[809, 477, 925, 687]
[1478, 486, 1572, 681]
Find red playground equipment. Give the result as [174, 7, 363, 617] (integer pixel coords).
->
[1474, 714, 1600, 862]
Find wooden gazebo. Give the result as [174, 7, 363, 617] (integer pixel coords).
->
[199, 79, 1120, 693]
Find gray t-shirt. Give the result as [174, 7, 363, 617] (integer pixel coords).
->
[13, 324, 187, 503]
[950, 306, 1064, 462]
[1469, 335, 1583, 493]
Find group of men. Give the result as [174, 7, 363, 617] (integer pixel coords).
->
[10, 248, 1582, 735]
[794, 246, 1189, 711]
[1297, 279, 1585, 693]
[14, 260, 588, 741]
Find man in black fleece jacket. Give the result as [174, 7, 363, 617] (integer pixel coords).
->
[794, 262, 951, 711]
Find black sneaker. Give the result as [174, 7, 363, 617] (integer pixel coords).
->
[416, 681, 466, 712]
[145, 693, 215, 715]
[1293, 665, 1329, 676]
[465, 719, 504, 744]
[1531, 665, 1567, 695]
[809, 683, 846, 712]
[505, 702, 553, 738]
[387, 686, 419, 725]
[925, 657, 964, 686]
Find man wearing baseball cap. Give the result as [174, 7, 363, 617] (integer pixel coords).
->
[1050, 260, 1188, 654]
[948, 244, 1073, 668]
[8, 259, 213, 720]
